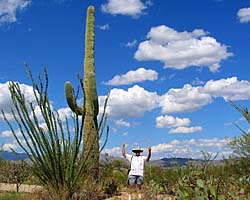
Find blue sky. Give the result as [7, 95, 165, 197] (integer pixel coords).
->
[0, 0, 250, 160]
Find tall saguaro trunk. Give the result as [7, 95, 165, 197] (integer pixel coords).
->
[83, 6, 99, 180]
[64, 6, 99, 181]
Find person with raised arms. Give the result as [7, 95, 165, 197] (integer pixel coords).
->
[122, 143, 151, 200]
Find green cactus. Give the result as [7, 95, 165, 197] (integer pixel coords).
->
[64, 6, 100, 180]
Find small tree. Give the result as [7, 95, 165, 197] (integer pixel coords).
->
[2, 159, 30, 193]
[0, 153, 7, 182]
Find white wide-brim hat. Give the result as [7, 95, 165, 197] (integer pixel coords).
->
[132, 147, 143, 153]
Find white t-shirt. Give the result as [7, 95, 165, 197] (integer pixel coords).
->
[126, 154, 147, 176]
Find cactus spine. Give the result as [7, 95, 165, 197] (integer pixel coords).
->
[64, 6, 99, 179]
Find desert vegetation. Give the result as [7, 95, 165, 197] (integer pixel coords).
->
[0, 5, 250, 200]
[1, 151, 250, 199]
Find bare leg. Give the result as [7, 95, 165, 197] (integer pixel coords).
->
[128, 184, 134, 200]
[137, 184, 142, 199]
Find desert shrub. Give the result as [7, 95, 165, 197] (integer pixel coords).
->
[144, 164, 179, 196]
[142, 151, 250, 199]
[176, 158, 250, 199]
[99, 160, 128, 198]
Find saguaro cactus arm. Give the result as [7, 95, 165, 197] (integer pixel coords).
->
[64, 81, 84, 115]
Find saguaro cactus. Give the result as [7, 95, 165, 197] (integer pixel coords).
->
[64, 6, 100, 180]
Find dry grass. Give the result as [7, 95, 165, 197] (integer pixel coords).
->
[0, 183, 177, 200]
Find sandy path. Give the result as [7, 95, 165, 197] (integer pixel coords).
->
[0, 183, 42, 193]
[105, 192, 176, 200]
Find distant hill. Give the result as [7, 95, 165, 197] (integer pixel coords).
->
[149, 157, 225, 168]
[0, 151, 28, 161]
[100, 154, 225, 168]
[101, 154, 202, 168]
[1, 151, 224, 168]
[150, 157, 192, 168]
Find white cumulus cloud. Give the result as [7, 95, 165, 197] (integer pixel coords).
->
[159, 84, 213, 114]
[1, 143, 19, 152]
[115, 119, 131, 127]
[1, 130, 13, 138]
[102, 146, 122, 157]
[57, 107, 73, 120]
[0, 82, 36, 121]
[156, 115, 190, 128]
[169, 126, 203, 134]
[100, 77, 250, 119]
[103, 138, 232, 159]
[151, 138, 232, 159]
[237, 7, 250, 23]
[98, 24, 110, 30]
[156, 115, 202, 134]
[135, 25, 233, 72]
[0, 81, 73, 122]
[202, 77, 250, 101]
[0, 0, 31, 24]
[126, 39, 138, 48]
[101, 0, 147, 18]
[99, 85, 158, 119]
[104, 67, 158, 86]
[0, 129, 22, 138]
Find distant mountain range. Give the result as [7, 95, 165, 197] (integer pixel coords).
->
[150, 157, 192, 168]
[0, 151, 29, 161]
[100, 154, 224, 168]
[1, 151, 224, 168]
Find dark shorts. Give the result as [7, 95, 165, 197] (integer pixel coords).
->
[127, 175, 144, 185]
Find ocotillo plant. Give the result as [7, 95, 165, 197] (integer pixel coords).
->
[64, 6, 107, 181]
[2, 66, 108, 199]
[1, 67, 89, 200]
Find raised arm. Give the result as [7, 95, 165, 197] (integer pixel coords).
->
[122, 143, 126, 159]
[146, 146, 151, 162]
